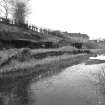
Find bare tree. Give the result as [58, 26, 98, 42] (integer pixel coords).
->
[0, 0, 11, 19]
[12, 0, 31, 25]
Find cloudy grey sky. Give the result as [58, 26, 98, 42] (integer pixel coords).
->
[28, 0, 105, 39]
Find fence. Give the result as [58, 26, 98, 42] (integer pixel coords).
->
[0, 17, 52, 34]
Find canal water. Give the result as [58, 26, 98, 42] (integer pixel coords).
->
[0, 55, 105, 105]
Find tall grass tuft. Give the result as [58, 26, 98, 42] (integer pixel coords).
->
[96, 67, 105, 105]
[97, 67, 105, 94]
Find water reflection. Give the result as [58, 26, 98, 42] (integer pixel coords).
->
[0, 55, 93, 105]
[0, 78, 33, 105]
[0, 63, 76, 105]
[0, 67, 66, 105]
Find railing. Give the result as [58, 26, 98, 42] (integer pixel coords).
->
[0, 17, 52, 34]
[0, 17, 89, 43]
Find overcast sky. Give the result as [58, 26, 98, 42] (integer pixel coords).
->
[28, 0, 105, 39]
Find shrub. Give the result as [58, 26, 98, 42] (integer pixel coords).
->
[12, 48, 32, 62]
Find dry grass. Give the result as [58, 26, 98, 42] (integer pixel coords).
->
[0, 47, 91, 67]
[31, 46, 77, 54]
[97, 67, 105, 94]
[0, 47, 91, 78]
[0, 53, 90, 78]
[95, 67, 105, 104]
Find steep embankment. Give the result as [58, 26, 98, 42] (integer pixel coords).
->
[0, 23, 95, 49]
[0, 23, 61, 42]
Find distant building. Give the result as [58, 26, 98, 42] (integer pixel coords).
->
[69, 33, 89, 43]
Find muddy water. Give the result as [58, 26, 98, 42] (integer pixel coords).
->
[0, 55, 105, 105]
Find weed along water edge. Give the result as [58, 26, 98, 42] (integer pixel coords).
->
[0, 52, 91, 78]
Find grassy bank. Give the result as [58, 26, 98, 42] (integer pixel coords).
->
[0, 53, 91, 78]
[90, 49, 105, 55]
[0, 47, 92, 78]
[0, 47, 90, 67]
